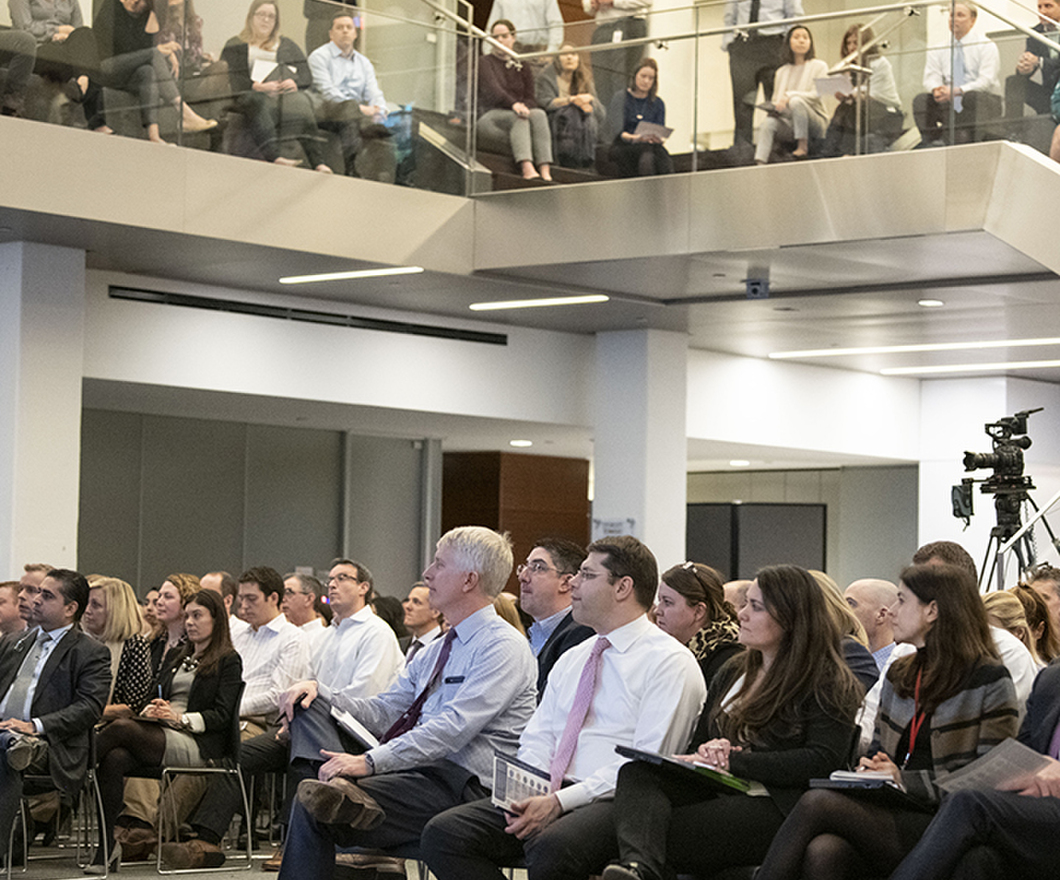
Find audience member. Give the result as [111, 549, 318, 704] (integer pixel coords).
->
[221, 0, 332, 172]
[723, 578, 751, 609]
[275, 526, 537, 880]
[141, 587, 161, 637]
[308, 11, 396, 181]
[822, 24, 904, 156]
[400, 582, 444, 664]
[609, 57, 672, 176]
[654, 561, 741, 690]
[722, 0, 804, 154]
[0, 569, 111, 867]
[517, 537, 593, 699]
[755, 25, 828, 164]
[81, 577, 153, 718]
[371, 595, 409, 641]
[422, 535, 706, 879]
[581, 0, 649, 111]
[200, 570, 247, 637]
[843, 578, 898, 670]
[1027, 561, 1060, 633]
[756, 563, 1019, 880]
[302, 0, 356, 55]
[811, 572, 879, 692]
[282, 572, 327, 651]
[1011, 580, 1059, 662]
[92, 0, 217, 141]
[1003, 0, 1060, 139]
[478, 20, 553, 181]
[153, 0, 211, 76]
[150, 573, 199, 677]
[0, 30, 36, 117]
[912, 0, 1000, 146]
[492, 591, 527, 635]
[535, 45, 605, 168]
[600, 565, 863, 880]
[91, 590, 242, 873]
[0, 582, 27, 637]
[487, 0, 564, 53]
[983, 589, 1043, 666]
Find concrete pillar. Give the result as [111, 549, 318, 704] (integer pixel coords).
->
[0, 242, 86, 576]
[592, 329, 688, 568]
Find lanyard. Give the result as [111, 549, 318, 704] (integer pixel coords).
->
[903, 667, 926, 769]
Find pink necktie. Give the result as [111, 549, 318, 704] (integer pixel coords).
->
[549, 636, 610, 791]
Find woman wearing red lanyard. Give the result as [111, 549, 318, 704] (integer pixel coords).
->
[753, 562, 1020, 880]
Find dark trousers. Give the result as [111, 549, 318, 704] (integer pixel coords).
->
[1004, 73, 1052, 120]
[234, 90, 326, 167]
[612, 760, 787, 878]
[0, 731, 51, 861]
[421, 796, 617, 880]
[611, 141, 672, 177]
[912, 90, 1002, 144]
[890, 789, 1060, 880]
[276, 761, 485, 880]
[590, 17, 647, 113]
[99, 47, 179, 127]
[0, 30, 36, 113]
[315, 101, 397, 180]
[727, 34, 784, 146]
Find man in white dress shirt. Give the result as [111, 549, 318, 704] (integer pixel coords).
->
[421, 535, 707, 880]
[282, 573, 328, 654]
[401, 582, 443, 664]
[200, 570, 248, 638]
[486, 0, 564, 53]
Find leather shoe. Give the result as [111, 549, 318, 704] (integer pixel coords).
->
[335, 852, 406, 875]
[602, 863, 653, 880]
[261, 847, 283, 872]
[296, 778, 386, 829]
[160, 839, 225, 869]
[115, 826, 156, 861]
[7, 734, 47, 771]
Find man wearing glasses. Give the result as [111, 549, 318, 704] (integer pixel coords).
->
[518, 538, 594, 699]
[282, 573, 328, 653]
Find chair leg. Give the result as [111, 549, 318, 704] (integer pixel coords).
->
[237, 768, 253, 870]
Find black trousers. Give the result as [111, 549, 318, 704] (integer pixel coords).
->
[727, 33, 784, 146]
[590, 17, 647, 113]
[912, 90, 1002, 144]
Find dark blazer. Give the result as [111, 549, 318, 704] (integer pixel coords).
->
[1018, 661, 1060, 753]
[0, 625, 111, 798]
[156, 649, 243, 762]
[221, 35, 313, 95]
[535, 609, 593, 700]
[842, 636, 880, 693]
[1023, 23, 1060, 99]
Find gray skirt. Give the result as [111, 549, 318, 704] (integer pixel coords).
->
[162, 727, 204, 766]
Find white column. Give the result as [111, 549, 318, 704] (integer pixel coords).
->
[592, 329, 688, 568]
[0, 242, 86, 575]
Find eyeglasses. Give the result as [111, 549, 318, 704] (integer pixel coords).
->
[283, 589, 310, 598]
[516, 561, 569, 577]
[327, 573, 361, 585]
[253, 10, 276, 19]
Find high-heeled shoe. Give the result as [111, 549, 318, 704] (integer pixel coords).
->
[84, 840, 120, 875]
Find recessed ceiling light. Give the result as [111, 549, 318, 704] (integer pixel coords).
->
[918, 299, 945, 307]
[730, 459, 751, 467]
[770, 336, 1060, 359]
[279, 266, 424, 284]
[509, 439, 533, 447]
[469, 295, 609, 311]
[882, 359, 1060, 376]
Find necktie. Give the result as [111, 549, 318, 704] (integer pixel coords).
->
[382, 629, 456, 743]
[4, 631, 47, 721]
[952, 41, 966, 113]
[549, 637, 611, 791]
[748, 0, 761, 26]
[405, 638, 424, 664]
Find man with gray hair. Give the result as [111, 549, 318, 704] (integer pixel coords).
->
[276, 526, 537, 879]
[282, 572, 328, 651]
[843, 578, 898, 671]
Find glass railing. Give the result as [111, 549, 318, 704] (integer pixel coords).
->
[0, 0, 1055, 196]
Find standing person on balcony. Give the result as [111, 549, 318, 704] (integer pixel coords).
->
[582, 0, 650, 113]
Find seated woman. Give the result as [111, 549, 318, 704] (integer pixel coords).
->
[154, 0, 229, 115]
[983, 590, 1044, 668]
[608, 58, 672, 177]
[821, 25, 904, 157]
[535, 45, 604, 168]
[221, 0, 331, 171]
[149, 573, 201, 678]
[478, 19, 552, 181]
[755, 25, 829, 164]
[754, 562, 1020, 880]
[89, 589, 242, 873]
[82, 576, 153, 719]
[601, 565, 863, 880]
[92, 0, 217, 141]
[1011, 582, 1059, 663]
[811, 571, 879, 693]
[654, 561, 741, 690]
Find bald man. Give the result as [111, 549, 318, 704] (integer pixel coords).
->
[844, 579, 898, 670]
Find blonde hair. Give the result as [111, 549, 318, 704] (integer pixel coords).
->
[90, 577, 144, 643]
[164, 573, 202, 606]
[493, 592, 526, 635]
[812, 570, 869, 646]
[984, 591, 1041, 665]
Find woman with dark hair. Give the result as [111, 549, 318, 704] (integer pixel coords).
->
[535, 44, 604, 167]
[88, 589, 243, 873]
[608, 57, 672, 177]
[654, 561, 741, 690]
[601, 565, 864, 880]
[821, 24, 904, 156]
[754, 563, 1019, 880]
[755, 25, 829, 164]
[221, 0, 332, 171]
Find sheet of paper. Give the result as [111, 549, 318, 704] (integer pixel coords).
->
[816, 74, 852, 97]
[937, 738, 1053, 794]
[633, 120, 673, 140]
[251, 59, 278, 83]
[329, 705, 380, 749]
[491, 754, 550, 811]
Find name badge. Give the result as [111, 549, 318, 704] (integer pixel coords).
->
[444, 675, 466, 684]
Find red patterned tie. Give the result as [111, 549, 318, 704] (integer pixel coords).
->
[549, 636, 611, 791]
[381, 628, 456, 743]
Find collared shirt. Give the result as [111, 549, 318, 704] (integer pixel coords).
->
[722, 0, 804, 49]
[339, 604, 537, 786]
[872, 641, 896, 672]
[313, 605, 403, 704]
[308, 41, 386, 109]
[299, 617, 328, 655]
[581, 0, 652, 25]
[233, 613, 310, 720]
[518, 614, 706, 812]
[0, 624, 73, 730]
[486, 0, 564, 51]
[229, 615, 250, 639]
[923, 33, 1001, 95]
[527, 606, 571, 658]
[404, 625, 443, 664]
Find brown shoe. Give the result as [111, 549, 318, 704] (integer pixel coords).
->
[160, 839, 225, 869]
[114, 826, 157, 861]
[296, 778, 386, 829]
[261, 847, 283, 872]
[335, 853, 406, 876]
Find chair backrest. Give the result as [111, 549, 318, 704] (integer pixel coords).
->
[222, 681, 247, 769]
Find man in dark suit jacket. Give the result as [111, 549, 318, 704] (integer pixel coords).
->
[1005, 0, 1060, 121]
[517, 538, 594, 699]
[0, 569, 111, 861]
[890, 662, 1060, 880]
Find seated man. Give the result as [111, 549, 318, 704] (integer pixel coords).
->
[1004, 0, 1060, 137]
[308, 11, 396, 181]
[0, 569, 111, 864]
[400, 582, 444, 664]
[913, 1, 1001, 145]
[0, 29, 35, 117]
[276, 526, 538, 879]
[421, 535, 707, 880]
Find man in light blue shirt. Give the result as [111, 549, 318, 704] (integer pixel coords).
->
[308, 10, 395, 180]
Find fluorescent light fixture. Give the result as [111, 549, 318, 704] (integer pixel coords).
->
[882, 359, 1060, 376]
[770, 336, 1060, 360]
[729, 459, 751, 467]
[918, 299, 945, 307]
[509, 439, 533, 447]
[469, 294, 609, 311]
[279, 266, 424, 284]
